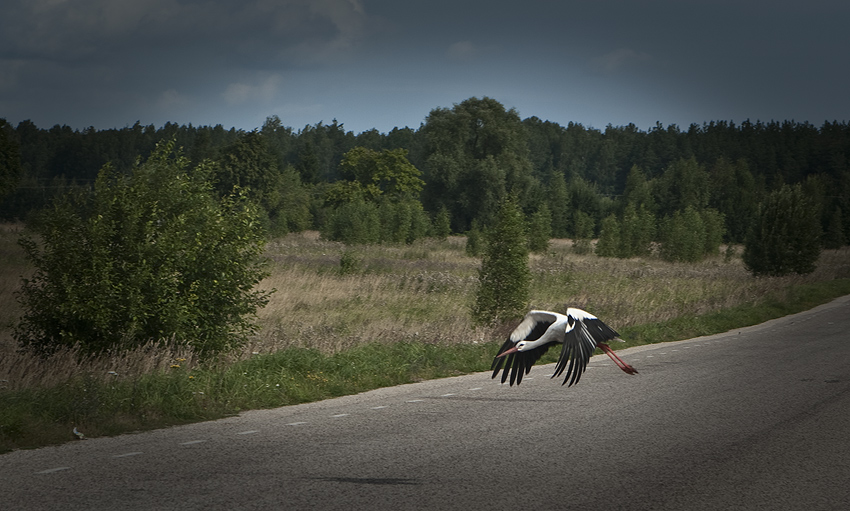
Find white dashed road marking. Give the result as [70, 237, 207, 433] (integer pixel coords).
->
[113, 452, 143, 458]
[37, 467, 70, 474]
[179, 440, 206, 445]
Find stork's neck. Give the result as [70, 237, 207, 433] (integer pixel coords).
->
[518, 336, 550, 351]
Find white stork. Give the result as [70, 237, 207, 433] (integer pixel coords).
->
[491, 309, 638, 386]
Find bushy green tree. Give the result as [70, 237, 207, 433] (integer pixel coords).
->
[567, 176, 604, 237]
[377, 199, 431, 244]
[743, 184, 822, 276]
[572, 210, 595, 254]
[339, 147, 425, 201]
[215, 131, 278, 202]
[595, 214, 620, 257]
[471, 197, 530, 326]
[433, 206, 452, 240]
[273, 165, 312, 234]
[15, 140, 271, 357]
[323, 147, 428, 245]
[660, 206, 706, 262]
[654, 157, 710, 217]
[421, 97, 536, 231]
[527, 203, 552, 253]
[701, 208, 726, 256]
[709, 157, 758, 243]
[621, 165, 655, 214]
[321, 199, 381, 244]
[619, 203, 656, 258]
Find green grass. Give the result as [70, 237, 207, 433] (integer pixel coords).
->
[2, 277, 849, 454]
[0, 341, 498, 452]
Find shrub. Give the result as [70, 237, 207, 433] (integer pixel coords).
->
[15, 140, 271, 358]
[743, 184, 822, 276]
[471, 197, 530, 326]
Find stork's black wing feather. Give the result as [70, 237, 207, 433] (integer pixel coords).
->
[552, 314, 620, 387]
[491, 336, 555, 386]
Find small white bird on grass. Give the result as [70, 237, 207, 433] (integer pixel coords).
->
[491, 309, 638, 387]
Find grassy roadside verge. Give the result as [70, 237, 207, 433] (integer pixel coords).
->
[620, 278, 850, 345]
[3, 277, 849, 454]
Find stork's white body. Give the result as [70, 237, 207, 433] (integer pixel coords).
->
[491, 308, 638, 386]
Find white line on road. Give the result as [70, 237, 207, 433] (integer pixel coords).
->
[237, 430, 259, 435]
[179, 440, 206, 445]
[287, 422, 308, 426]
[112, 452, 143, 458]
[36, 467, 70, 474]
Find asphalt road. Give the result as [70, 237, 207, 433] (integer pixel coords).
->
[2, 296, 849, 511]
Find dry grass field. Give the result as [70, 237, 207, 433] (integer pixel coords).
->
[251, 232, 850, 350]
[2, 226, 849, 393]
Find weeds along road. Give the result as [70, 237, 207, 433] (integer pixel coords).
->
[2, 296, 850, 511]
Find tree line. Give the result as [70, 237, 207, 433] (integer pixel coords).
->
[2, 96, 849, 251]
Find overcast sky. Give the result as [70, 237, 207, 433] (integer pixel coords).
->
[1, 0, 848, 134]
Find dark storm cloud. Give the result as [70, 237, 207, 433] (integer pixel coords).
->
[1, 0, 848, 133]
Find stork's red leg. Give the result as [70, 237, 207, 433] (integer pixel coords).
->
[598, 343, 639, 375]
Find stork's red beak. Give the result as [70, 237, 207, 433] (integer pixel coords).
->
[496, 346, 519, 358]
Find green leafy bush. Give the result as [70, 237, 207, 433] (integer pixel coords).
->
[14, 140, 272, 357]
[743, 184, 822, 276]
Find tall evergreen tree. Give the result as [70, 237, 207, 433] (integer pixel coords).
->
[471, 197, 530, 326]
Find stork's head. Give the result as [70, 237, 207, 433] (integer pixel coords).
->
[496, 340, 528, 357]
